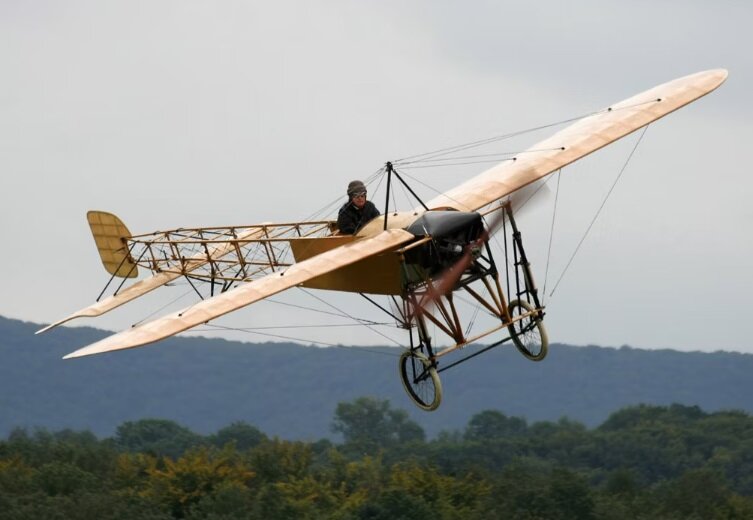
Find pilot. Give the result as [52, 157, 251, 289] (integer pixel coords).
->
[337, 180, 380, 234]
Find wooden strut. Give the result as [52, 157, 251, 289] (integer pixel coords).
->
[406, 264, 511, 358]
[401, 203, 543, 366]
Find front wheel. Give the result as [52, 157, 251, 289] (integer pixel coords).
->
[399, 350, 442, 411]
[507, 299, 548, 361]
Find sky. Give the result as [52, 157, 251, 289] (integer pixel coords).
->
[1, 0, 751, 354]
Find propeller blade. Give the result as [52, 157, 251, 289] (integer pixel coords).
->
[507, 176, 552, 220]
[416, 206, 507, 316]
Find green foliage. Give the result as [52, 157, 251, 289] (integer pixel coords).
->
[114, 419, 204, 459]
[464, 410, 527, 441]
[208, 422, 266, 452]
[331, 397, 425, 455]
[2, 401, 753, 518]
[144, 446, 253, 518]
[33, 461, 100, 496]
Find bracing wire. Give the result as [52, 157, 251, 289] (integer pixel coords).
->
[195, 323, 400, 357]
[397, 170, 469, 210]
[266, 297, 384, 324]
[391, 108, 614, 164]
[396, 147, 567, 168]
[397, 158, 516, 169]
[298, 287, 404, 347]
[303, 166, 385, 222]
[541, 169, 562, 304]
[131, 288, 195, 327]
[198, 322, 393, 331]
[548, 125, 649, 297]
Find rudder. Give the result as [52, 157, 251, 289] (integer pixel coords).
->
[87, 211, 138, 278]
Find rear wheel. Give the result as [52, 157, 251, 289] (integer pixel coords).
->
[507, 299, 548, 361]
[399, 349, 442, 411]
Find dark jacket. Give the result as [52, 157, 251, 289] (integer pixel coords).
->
[337, 200, 380, 234]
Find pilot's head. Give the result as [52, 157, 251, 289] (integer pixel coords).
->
[347, 180, 367, 209]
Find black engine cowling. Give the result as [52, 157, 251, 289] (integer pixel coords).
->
[403, 211, 484, 281]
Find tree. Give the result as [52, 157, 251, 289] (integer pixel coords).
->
[655, 468, 732, 519]
[145, 446, 253, 518]
[332, 398, 425, 455]
[32, 461, 99, 496]
[546, 468, 595, 520]
[464, 410, 527, 441]
[209, 421, 267, 451]
[114, 419, 203, 459]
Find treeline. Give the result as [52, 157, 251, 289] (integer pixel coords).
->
[2, 400, 753, 519]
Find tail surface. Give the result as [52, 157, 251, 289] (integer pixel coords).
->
[87, 210, 138, 279]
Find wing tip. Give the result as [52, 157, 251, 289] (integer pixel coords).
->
[36, 318, 69, 335]
[707, 68, 729, 84]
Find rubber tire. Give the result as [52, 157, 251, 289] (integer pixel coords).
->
[507, 299, 549, 362]
[399, 349, 442, 411]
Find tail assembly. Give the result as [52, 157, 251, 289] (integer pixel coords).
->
[35, 211, 141, 335]
[87, 211, 138, 278]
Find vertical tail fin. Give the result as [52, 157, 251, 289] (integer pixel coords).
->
[87, 211, 139, 278]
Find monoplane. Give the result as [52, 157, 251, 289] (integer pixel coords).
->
[39, 70, 727, 410]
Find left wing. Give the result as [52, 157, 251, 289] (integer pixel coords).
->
[63, 229, 415, 359]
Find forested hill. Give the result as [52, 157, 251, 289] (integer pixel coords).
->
[2, 315, 752, 440]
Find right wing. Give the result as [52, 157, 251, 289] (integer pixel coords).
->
[63, 229, 415, 359]
[425, 69, 728, 212]
[37, 227, 267, 334]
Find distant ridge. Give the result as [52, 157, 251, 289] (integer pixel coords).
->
[2, 315, 752, 439]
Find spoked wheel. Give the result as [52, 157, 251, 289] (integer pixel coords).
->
[399, 349, 442, 411]
[507, 299, 549, 361]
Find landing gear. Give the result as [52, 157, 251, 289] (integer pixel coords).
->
[380, 201, 549, 412]
[399, 349, 442, 411]
[508, 299, 548, 361]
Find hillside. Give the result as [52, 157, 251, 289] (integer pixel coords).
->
[2, 315, 751, 439]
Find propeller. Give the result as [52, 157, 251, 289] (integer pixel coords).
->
[409, 173, 556, 331]
[414, 203, 507, 317]
[508, 175, 553, 220]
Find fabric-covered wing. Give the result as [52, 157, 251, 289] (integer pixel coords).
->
[425, 69, 728, 212]
[63, 229, 415, 359]
[37, 228, 267, 334]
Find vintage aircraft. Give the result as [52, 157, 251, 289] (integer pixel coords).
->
[39, 69, 727, 411]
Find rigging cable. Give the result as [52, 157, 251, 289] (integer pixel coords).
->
[397, 170, 469, 210]
[394, 146, 567, 166]
[548, 125, 649, 298]
[541, 168, 562, 305]
[396, 158, 515, 169]
[131, 287, 195, 327]
[195, 323, 399, 358]
[387, 98, 663, 166]
[392, 111, 604, 164]
[266, 297, 384, 324]
[297, 287, 404, 347]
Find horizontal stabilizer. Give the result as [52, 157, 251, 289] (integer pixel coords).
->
[63, 229, 415, 359]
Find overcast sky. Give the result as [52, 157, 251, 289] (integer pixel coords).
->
[1, 1, 750, 354]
